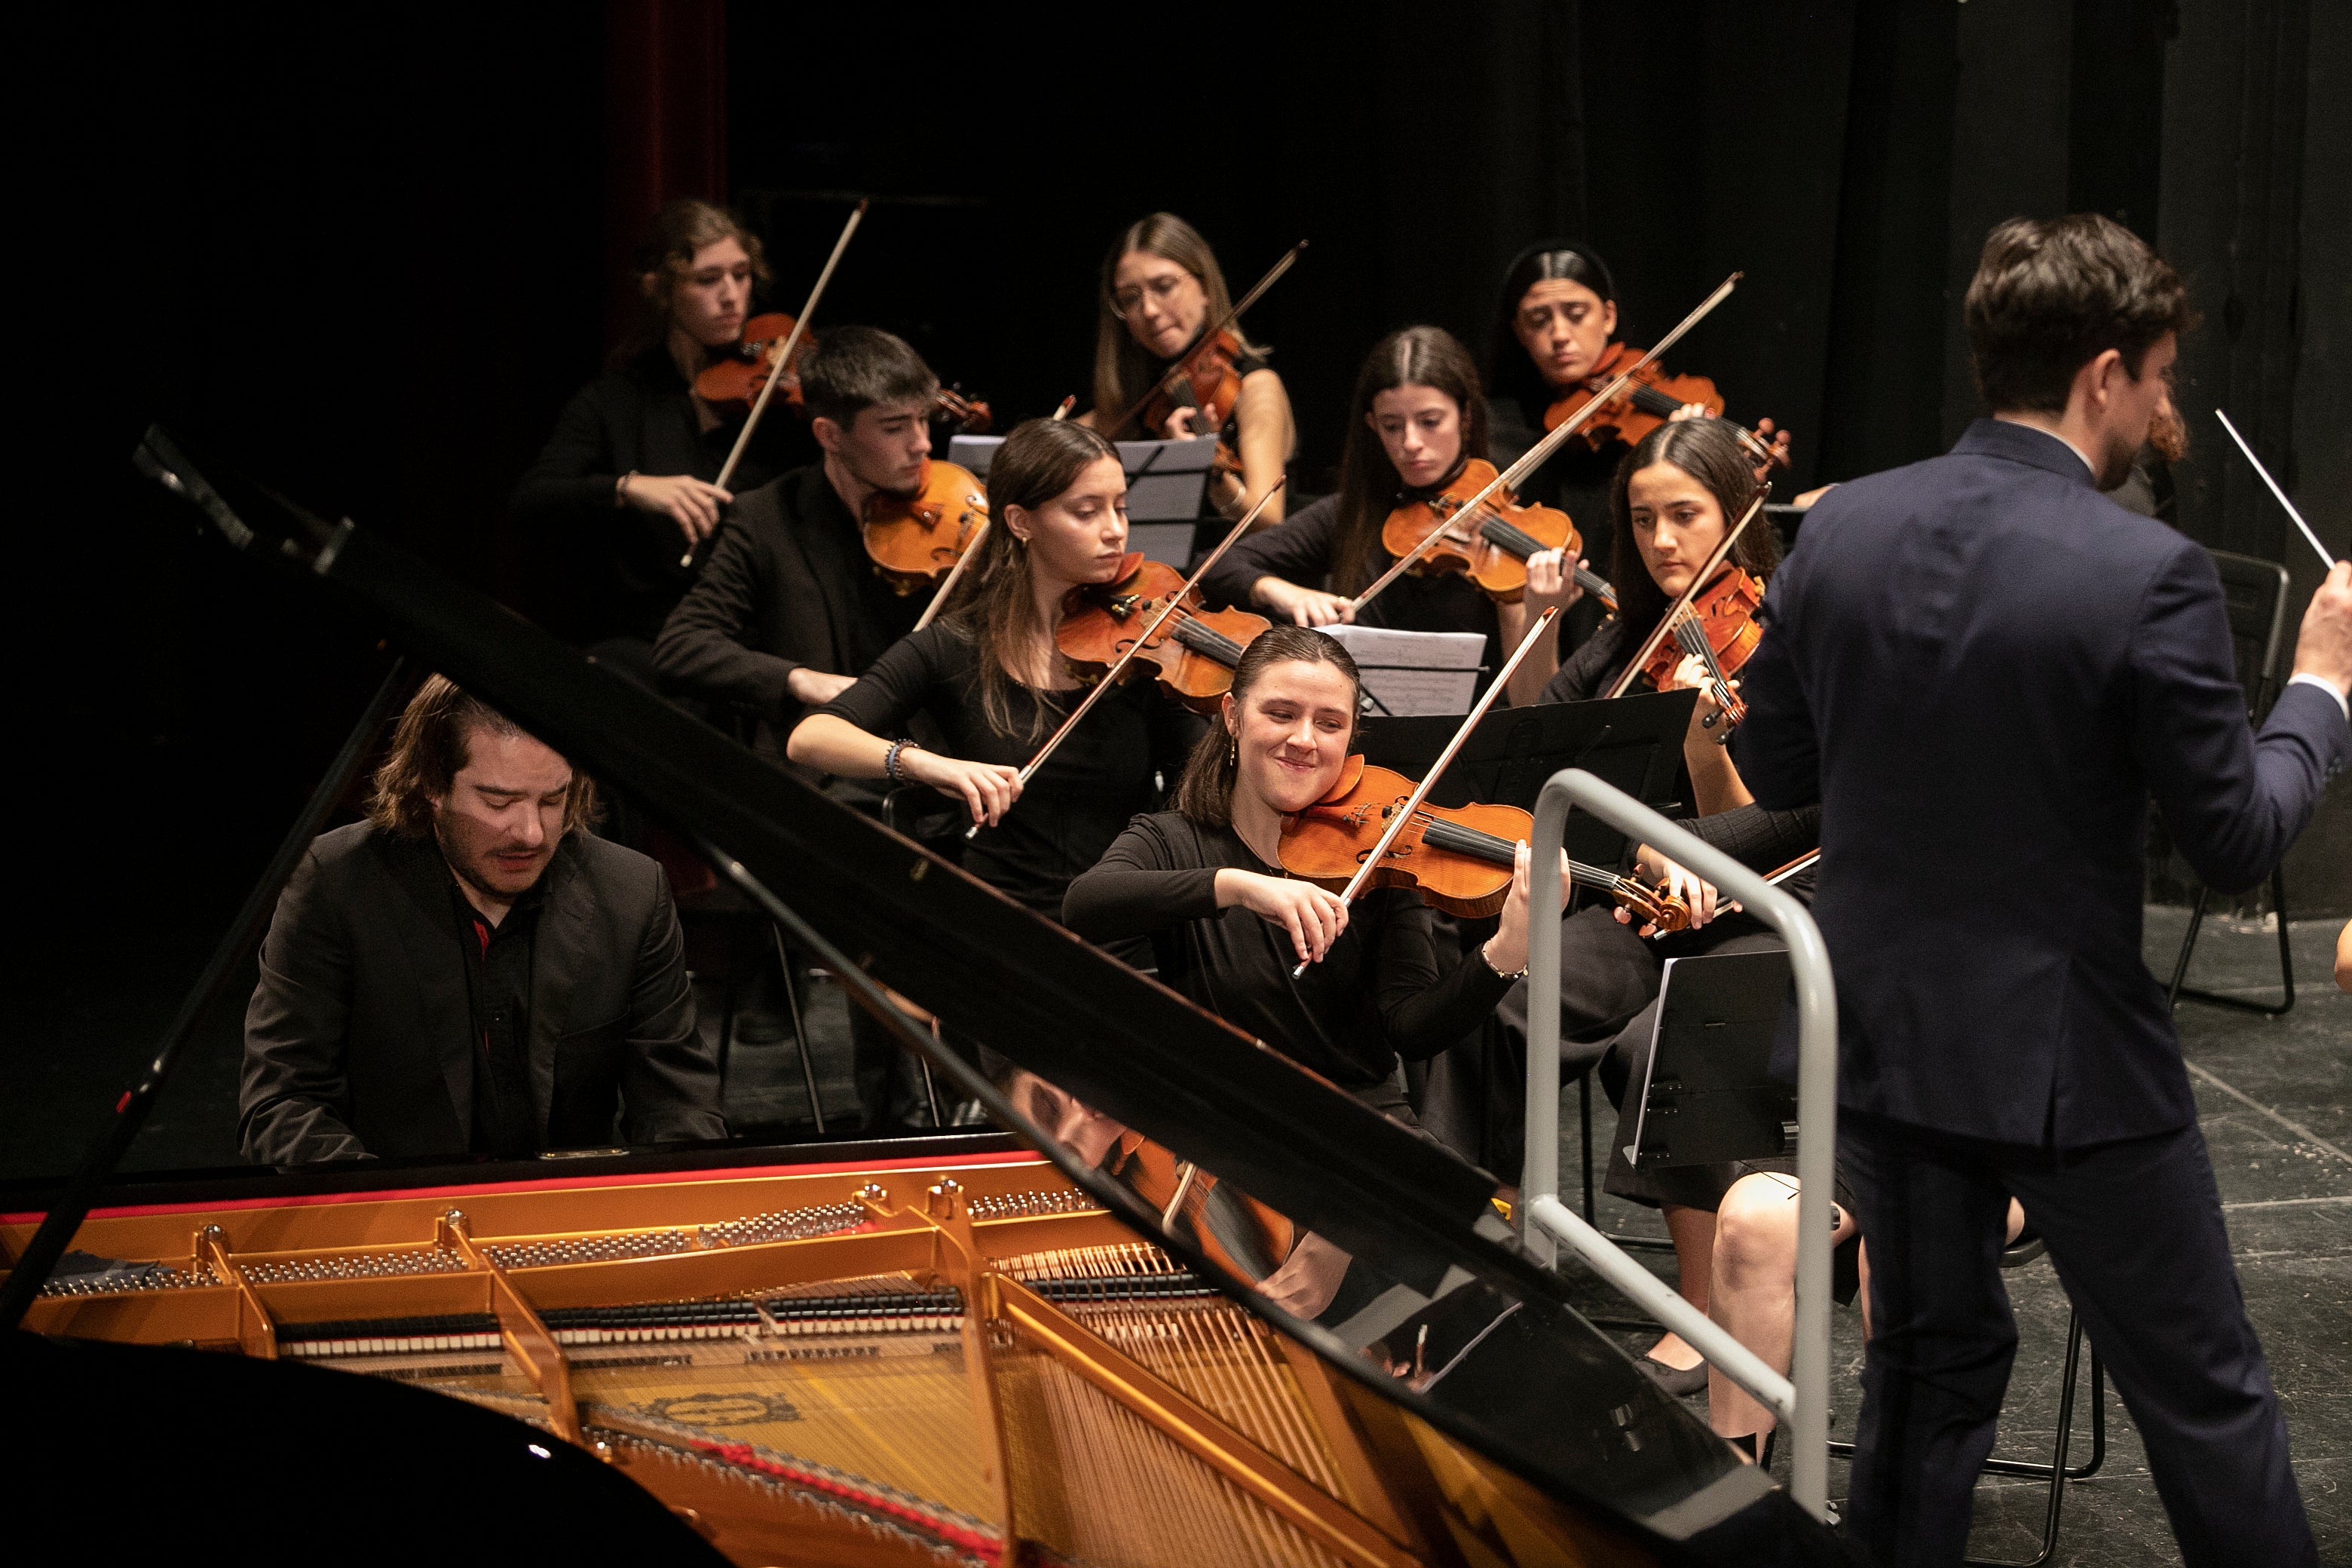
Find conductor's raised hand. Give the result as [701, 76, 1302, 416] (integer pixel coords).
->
[2289, 559, 2352, 698]
[1217, 870, 1349, 964]
[903, 751, 1022, 826]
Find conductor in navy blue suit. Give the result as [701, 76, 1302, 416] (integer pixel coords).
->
[1732, 214, 2352, 1566]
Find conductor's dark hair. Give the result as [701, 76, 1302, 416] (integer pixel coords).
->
[1964, 214, 2194, 415]
[1485, 240, 1620, 414]
[367, 675, 599, 841]
[1171, 626, 1362, 828]
[1329, 326, 1491, 599]
[1609, 419, 1781, 638]
[799, 325, 939, 427]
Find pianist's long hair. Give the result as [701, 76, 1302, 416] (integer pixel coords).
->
[1171, 626, 1361, 828]
[368, 675, 602, 840]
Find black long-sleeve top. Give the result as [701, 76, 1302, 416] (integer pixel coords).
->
[815, 621, 1204, 916]
[1542, 614, 1821, 880]
[1062, 812, 1514, 1089]
[653, 465, 922, 762]
[1198, 493, 1505, 684]
[509, 345, 812, 642]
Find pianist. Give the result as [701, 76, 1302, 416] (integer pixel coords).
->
[239, 675, 724, 1164]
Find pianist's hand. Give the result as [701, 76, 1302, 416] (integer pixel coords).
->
[1257, 1231, 1349, 1319]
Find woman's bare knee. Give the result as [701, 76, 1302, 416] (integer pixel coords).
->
[1713, 1174, 1799, 1286]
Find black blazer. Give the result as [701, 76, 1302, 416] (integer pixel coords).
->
[508, 348, 808, 642]
[240, 822, 723, 1165]
[651, 464, 923, 762]
[1734, 419, 2349, 1147]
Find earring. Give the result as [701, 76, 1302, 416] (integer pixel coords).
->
[1227, 733, 1238, 766]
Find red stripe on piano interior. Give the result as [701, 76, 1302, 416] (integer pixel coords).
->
[0, 1150, 1049, 1226]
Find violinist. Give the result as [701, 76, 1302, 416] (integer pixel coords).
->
[1061, 626, 1560, 1126]
[653, 326, 942, 776]
[1199, 327, 1576, 704]
[786, 419, 1202, 923]
[1502, 415, 1821, 1395]
[510, 200, 810, 667]
[1486, 243, 1787, 654]
[1082, 213, 1294, 533]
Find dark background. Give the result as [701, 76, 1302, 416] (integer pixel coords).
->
[7, 0, 2344, 1180]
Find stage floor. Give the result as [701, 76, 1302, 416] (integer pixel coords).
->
[1563, 909, 2350, 1565]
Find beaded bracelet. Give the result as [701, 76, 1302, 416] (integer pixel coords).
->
[1480, 942, 1530, 982]
[884, 738, 918, 784]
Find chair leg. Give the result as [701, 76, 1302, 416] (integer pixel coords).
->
[2164, 885, 2213, 1009]
[1965, 1309, 2087, 1568]
[1579, 1072, 1596, 1226]
[715, 970, 737, 1101]
[2171, 869, 2295, 1016]
[770, 926, 827, 1135]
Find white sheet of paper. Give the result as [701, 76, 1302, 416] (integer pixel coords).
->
[1320, 624, 1487, 717]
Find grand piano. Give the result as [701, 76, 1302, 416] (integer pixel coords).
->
[1, 434, 1845, 1566]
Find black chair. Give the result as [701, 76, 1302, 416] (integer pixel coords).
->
[1828, 1233, 2107, 1568]
[2164, 548, 2296, 1016]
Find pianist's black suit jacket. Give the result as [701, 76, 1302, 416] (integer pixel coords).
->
[1733, 419, 2348, 1147]
[241, 821, 724, 1165]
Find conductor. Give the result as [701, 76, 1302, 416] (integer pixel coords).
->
[1732, 213, 2350, 1566]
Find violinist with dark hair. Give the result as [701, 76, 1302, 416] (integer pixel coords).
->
[654, 325, 949, 773]
[786, 418, 1202, 922]
[1062, 625, 1560, 1129]
[1199, 326, 1581, 704]
[1486, 242, 1791, 654]
[1483, 416, 1824, 1395]
[511, 199, 811, 663]
[1081, 212, 1294, 532]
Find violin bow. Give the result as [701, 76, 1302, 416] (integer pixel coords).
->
[1764, 850, 1820, 886]
[911, 516, 988, 632]
[963, 477, 1287, 841]
[2216, 409, 2342, 570]
[1603, 485, 1769, 700]
[1347, 273, 1744, 616]
[684, 198, 870, 566]
[1291, 607, 1560, 976]
[1103, 240, 1307, 438]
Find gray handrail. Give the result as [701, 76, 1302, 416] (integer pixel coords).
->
[1522, 769, 1839, 1522]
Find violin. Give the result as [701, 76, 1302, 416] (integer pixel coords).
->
[1056, 553, 1271, 714]
[1637, 565, 1764, 731]
[697, 315, 994, 434]
[1279, 758, 1693, 929]
[1110, 1133, 1297, 1286]
[1543, 340, 1723, 449]
[695, 311, 809, 413]
[1138, 326, 1245, 442]
[1379, 458, 1617, 611]
[861, 460, 989, 596]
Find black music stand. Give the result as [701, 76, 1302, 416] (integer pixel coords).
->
[1625, 950, 1796, 1171]
[1357, 688, 1696, 871]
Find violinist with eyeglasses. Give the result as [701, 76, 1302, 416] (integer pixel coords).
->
[510, 200, 811, 670]
[1080, 212, 1295, 538]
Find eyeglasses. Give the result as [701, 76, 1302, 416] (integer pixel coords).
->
[1110, 272, 1199, 317]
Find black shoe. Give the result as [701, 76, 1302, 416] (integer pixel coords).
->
[1641, 1354, 1708, 1396]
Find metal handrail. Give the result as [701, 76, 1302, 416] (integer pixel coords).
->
[1521, 769, 1839, 1521]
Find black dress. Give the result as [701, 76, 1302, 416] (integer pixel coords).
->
[510, 345, 813, 648]
[1061, 812, 1513, 1101]
[814, 621, 1203, 920]
[1198, 493, 1506, 691]
[1491, 395, 1627, 657]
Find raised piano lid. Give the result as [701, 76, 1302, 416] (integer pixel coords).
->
[0, 431, 1845, 1563]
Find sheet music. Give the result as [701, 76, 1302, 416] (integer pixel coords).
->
[1321, 624, 1487, 718]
